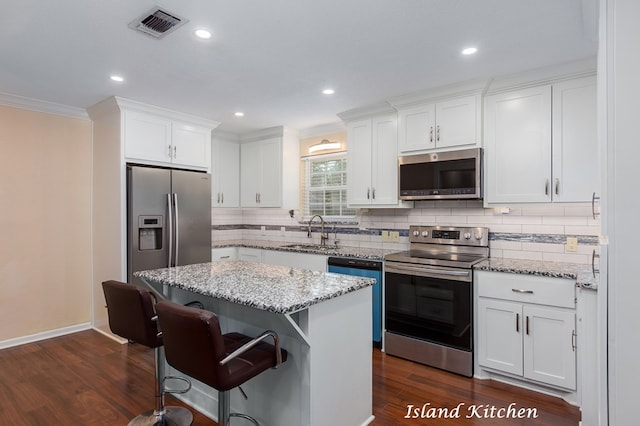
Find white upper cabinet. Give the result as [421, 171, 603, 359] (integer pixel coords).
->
[212, 136, 240, 208]
[122, 105, 215, 172]
[551, 77, 598, 202]
[171, 122, 212, 170]
[484, 75, 597, 205]
[124, 111, 173, 164]
[397, 94, 480, 154]
[484, 85, 553, 203]
[239, 128, 299, 209]
[347, 114, 408, 207]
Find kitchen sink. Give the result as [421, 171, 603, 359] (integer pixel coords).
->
[281, 243, 333, 250]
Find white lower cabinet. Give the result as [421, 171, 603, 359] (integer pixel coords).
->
[476, 271, 576, 390]
[211, 247, 237, 261]
[237, 247, 263, 262]
[262, 250, 327, 272]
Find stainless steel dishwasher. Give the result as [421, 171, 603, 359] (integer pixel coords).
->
[327, 257, 383, 347]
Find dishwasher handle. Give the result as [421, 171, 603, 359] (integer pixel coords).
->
[327, 256, 382, 271]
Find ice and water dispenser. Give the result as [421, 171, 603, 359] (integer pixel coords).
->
[138, 215, 163, 250]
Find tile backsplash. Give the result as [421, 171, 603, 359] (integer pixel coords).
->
[212, 200, 600, 264]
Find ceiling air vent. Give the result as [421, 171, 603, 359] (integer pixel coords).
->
[128, 7, 188, 39]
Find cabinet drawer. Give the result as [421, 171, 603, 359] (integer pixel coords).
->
[477, 271, 575, 308]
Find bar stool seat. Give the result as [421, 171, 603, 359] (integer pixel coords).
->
[155, 300, 288, 426]
[102, 280, 193, 426]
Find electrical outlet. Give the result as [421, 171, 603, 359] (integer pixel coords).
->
[381, 230, 390, 242]
[565, 237, 578, 252]
[389, 231, 400, 242]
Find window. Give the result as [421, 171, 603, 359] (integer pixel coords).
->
[302, 154, 356, 219]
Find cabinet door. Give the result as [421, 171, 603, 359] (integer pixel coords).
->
[211, 247, 237, 261]
[435, 95, 478, 149]
[485, 86, 552, 203]
[240, 141, 261, 207]
[256, 137, 282, 207]
[262, 250, 327, 272]
[477, 298, 523, 376]
[552, 77, 598, 202]
[237, 247, 262, 262]
[212, 139, 240, 207]
[523, 305, 576, 389]
[347, 119, 373, 206]
[171, 122, 211, 170]
[124, 111, 173, 164]
[397, 103, 436, 153]
[371, 114, 399, 205]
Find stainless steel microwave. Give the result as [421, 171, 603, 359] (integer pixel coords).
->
[398, 148, 482, 200]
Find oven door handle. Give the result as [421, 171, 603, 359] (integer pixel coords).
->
[385, 262, 471, 281]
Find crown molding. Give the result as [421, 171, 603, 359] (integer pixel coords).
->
[337, 102, 396, 122]
[0, 92, 89, 120]
[298, 121, 346, 139]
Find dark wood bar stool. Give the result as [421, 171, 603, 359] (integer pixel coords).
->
[102, 280, 193, 426]
[155, 300, 288, 426]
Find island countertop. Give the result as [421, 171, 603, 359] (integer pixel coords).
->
[134, 260, 375, 314]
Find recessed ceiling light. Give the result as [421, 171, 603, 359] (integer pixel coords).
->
[110, 75, 124, 82]
[462, 47, 478, 55]
[194, 29, 212, 39]
[234, 112, 244, 117]
[322, 88, 335, 95]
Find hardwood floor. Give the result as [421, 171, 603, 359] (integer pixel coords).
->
[0, 330, 580, 425]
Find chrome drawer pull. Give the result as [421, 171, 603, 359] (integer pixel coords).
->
[512, 289, 534, 294]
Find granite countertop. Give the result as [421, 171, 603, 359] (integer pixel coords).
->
[213, 239, 396, 261]
[474, 258, 598, 290]
[134, 261, 375, 314]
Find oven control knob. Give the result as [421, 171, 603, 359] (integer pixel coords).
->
[421, 231, 429, 237]
[463, 232, 472, 240]
[474, 232, 484, 240]
[413, 230, 420, 237]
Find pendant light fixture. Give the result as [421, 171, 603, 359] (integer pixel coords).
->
[308, 139, 341, 154]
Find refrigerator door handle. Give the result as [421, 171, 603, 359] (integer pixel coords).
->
[173, 192, 179, 266]
[167, 193, 173, 267]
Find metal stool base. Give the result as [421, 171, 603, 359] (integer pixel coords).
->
[127, 406, 193, 426]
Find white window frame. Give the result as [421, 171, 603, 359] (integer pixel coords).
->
[301, 153, 356, 221]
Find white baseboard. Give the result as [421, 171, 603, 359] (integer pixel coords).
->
[0, 322, 92, 350]
[92, 326, 128, 344]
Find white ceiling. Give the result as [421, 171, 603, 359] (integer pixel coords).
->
[0, 0, 598, 134]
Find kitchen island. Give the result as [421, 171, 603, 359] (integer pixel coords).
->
[135, 261, 375, 426]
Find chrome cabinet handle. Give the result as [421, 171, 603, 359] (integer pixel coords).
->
[545, 179, 549, 195]
[429, 126, 434, 143]
[555, 178, 559, 195]
[572, 330, 577, 352]
[436, 125, 440, 142]
[217, 193, 221, 204]
[221, 193, 224, 204]
[173, 145, 177, 159]
[592, 249, 600, 278]
[512, 289, 534, 294]
[367, 188, 370, 199]
[372, 188, 376, 200]
[168, 145, 173, 159]
[592, 192, 600, 219]
[220, 255, 230, 259]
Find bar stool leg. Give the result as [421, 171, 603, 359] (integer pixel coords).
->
[128, 347, 193, 426]
[218, 390, 260, 426]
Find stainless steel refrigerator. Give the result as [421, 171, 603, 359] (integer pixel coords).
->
[127, 165, 211, 285]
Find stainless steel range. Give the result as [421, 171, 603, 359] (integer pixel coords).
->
[384, 225, 489, 377]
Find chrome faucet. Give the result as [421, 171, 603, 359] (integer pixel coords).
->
[307, 214, 329, 246]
